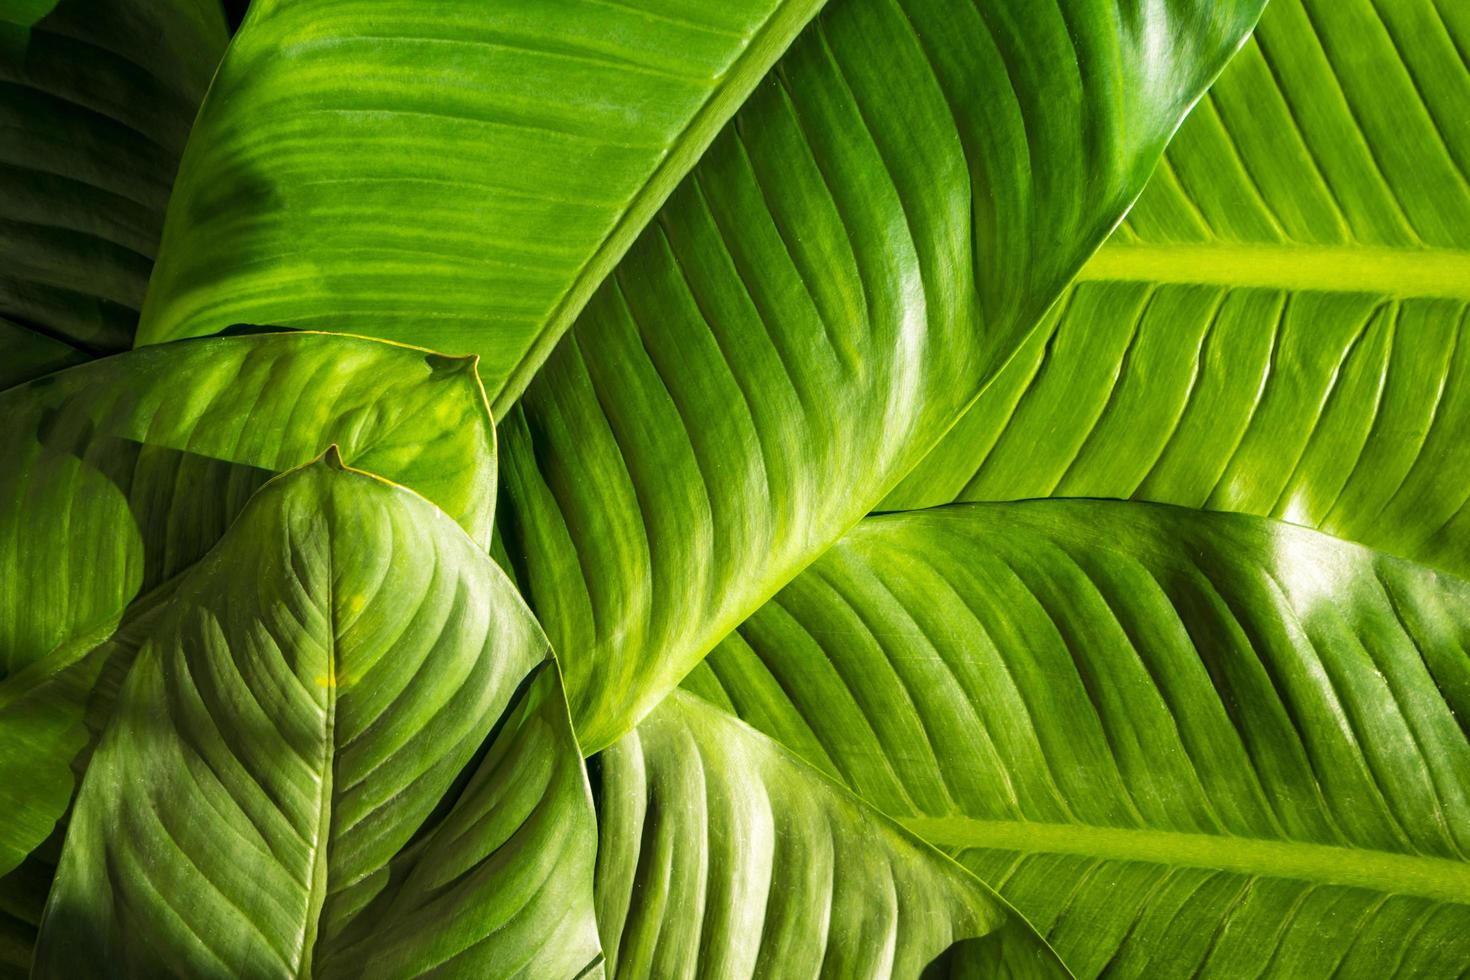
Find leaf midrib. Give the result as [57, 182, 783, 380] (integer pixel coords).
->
[488, 0, 829, 414]
[1078, 242, 1470, 299]
[902, 816, 1470, 905]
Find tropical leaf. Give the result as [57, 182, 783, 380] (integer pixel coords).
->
[595, 689, 1067, 979]
[134, 0, 832, 408]
[885, 0, 1470, 579]
[32, 457, 601, 978]
[493, 0, 1267, 752]
[0, 317, 81, 391]
[686, 501, 1470, 978]
[0, 332, 495, 878]
[0, 0, 227, 360]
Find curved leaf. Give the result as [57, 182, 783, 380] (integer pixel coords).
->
[495, 0, 1267, 751]
[0, 332, 495, 878]
[887, 0, 1470, 579]
[0, 0, 227, 354]
[595, 689, 1067, 979]
[32, 458, 600, 978]
[135, 0, 831, 408]
[688, 501, 1470, 978]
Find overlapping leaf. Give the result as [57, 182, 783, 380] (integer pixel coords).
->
[687, 502, 1470, 978]
[0, 332, 495, 878]
[135, 0, 832, 407]
[596, 689, 1067, 979]
[0, 0, 227, 363]
[494, 0, 1267, 751]
[33, 458, 600, 978]
[887, 0, 1470, 579]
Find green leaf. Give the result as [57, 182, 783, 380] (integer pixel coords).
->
[688, 501, 1470, 978]
[494, 0, 1267, 751]
[134, 0, 831, 409]
[0, 332, 495, 879]
[0, 0, 227, 353]
[595, 689, 1068, 979]
[32, 457, 601, 978]
[886, 0, 1470, 579]
[0, 317, 82, 391]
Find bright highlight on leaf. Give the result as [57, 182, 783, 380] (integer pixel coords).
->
[5, 0, 1470, 976]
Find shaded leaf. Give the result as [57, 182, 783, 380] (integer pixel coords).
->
[0, 317, 82, 391]
[0, 0, 227, 353]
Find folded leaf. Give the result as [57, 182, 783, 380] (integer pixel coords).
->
[135, 0, 830, 408]
[887, 0, 1470, 579]
[688, 501, 1470, 977]
[596, 689, 1067, 979]
[33, 457, 600, 978]
[0, 0, 227, 355]
[495, 0, 1267, 751]
[0, 332, 495, 878]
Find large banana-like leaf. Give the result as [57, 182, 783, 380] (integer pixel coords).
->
[0, 332, 495, 878]
[596, 689, 1067, 978]
[494, 0, 1267, 752]
[686, 501, 1470, 978]
[33, 457, 601, 978]
[886, 0, 1470, 578]
[134, 0, 831, 408]
[0, 0, 227, 361]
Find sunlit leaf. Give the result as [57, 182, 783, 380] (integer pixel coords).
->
[496, 0, 1267, 751]
[596, 689, 1067, 979]
[0, 333, 495, 878]
[33, 457, 600, 978]
[689, 501, 1470, 978]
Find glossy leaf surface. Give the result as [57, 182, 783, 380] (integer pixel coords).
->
[688, 502, 1470, 977]
[33, 459, 601, 978]
[136, 0, 829, 408]
[0, 333, 495, 878]
[0, 0, 227, 357]
[596, 689, 1067, 979]
[887, 0, 1470, 580]
[496, 0, 1267, 751]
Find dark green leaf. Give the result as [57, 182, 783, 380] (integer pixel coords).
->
[0, 0, 227, 353]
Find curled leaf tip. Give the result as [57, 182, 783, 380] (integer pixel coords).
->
[319, 444, 348, 470]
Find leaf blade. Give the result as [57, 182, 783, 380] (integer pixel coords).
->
[596, 690, 1068, 979]
[496, 0, 1268, 751]
[135, 0, 832, 407]
[32, 460, 600, 977]
[0, 332, 496, 879]
[691, 501, 1470, 977]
